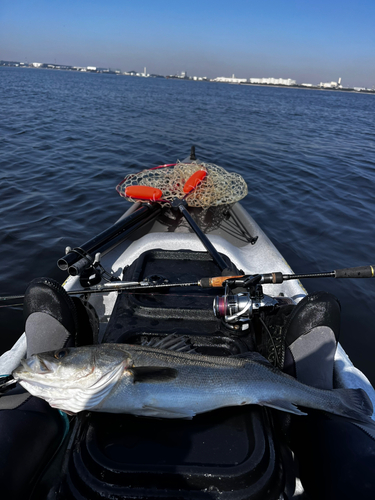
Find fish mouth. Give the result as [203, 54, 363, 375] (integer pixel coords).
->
[20, 356, 55, 374]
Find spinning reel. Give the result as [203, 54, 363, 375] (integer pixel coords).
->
[213, 275, 279, 331]
[212, 264, 375, 331]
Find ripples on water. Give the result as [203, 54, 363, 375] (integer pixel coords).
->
[1, 67, 375, 382]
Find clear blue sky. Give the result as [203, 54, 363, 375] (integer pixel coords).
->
[1, 0, 374, 87]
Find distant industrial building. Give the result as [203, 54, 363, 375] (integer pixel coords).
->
[213, 75, 297, 85]
[137, 67, 149, 77]
[249, 77, 296, 86]
[214, 74, 247, 83]
[124, 67, 149, 77]
[319, 78, 342, 89]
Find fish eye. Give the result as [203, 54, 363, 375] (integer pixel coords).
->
[54, 349, 69, 360]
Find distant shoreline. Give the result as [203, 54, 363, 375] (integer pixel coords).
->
[239, 82, 375, 95]
[2, 63, 374, 95]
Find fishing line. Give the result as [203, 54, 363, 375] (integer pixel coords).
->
[0, 292, 217, 306]
[259, 316, 280, 367]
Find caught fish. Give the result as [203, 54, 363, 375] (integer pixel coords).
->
[12, 344, 373, 422]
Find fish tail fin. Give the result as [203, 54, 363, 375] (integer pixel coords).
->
[333, 388, 373, 423]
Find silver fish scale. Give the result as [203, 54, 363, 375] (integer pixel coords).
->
[90, 345, 370, 422]
[13, 344, 372, 422]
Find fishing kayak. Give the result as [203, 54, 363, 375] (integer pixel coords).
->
[1, 149, 375, 499]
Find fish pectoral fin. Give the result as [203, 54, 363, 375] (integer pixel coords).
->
[261, 399, 308, 416]
[130, 366, 177, 384]
[141, 405, 196, 419]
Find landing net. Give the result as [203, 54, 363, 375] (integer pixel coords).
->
[116, 162, 248, 208]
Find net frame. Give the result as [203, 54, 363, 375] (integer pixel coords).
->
[116, 161, 248, 208]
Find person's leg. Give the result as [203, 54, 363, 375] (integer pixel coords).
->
[0, 387, 68, 499]
[290, 410, 375, 500]
[283, 291, 340, 389]
[0, 277, 77, 498]
[284, 292, 375, 500]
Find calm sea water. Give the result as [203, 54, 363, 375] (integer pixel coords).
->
[1, 67, 375, 383]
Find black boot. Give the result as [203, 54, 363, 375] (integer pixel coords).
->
[283, 291, 341, 389]
[23, 277, 79, 357]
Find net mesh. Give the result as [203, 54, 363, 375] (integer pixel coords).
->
[116, 161, 248, 208]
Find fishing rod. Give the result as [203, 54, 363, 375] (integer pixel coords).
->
[0, 265, 373, 303]
[73, 264, 374, 293]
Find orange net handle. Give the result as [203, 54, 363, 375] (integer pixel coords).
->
[124, 186, 163, 201]
[183, 170, 207, 193]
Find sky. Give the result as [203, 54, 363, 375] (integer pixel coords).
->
[1, 0, 375, 87]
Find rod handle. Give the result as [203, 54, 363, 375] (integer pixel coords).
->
[199, 275, 244, 288]
[335, 265, 375, 278]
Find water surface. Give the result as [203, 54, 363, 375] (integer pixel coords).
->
[1, 67, 375, 383]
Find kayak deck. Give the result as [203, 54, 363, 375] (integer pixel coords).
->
[64, 202, 306, 339]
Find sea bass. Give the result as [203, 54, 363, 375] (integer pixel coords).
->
[12, 343, 372, 422]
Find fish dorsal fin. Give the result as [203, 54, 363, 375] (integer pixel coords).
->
[141, 334, 196, 353]
[231, 351, 272, 366]
[130, 366, 177, 384]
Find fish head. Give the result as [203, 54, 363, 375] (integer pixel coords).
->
[12, 344, 133, 413]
